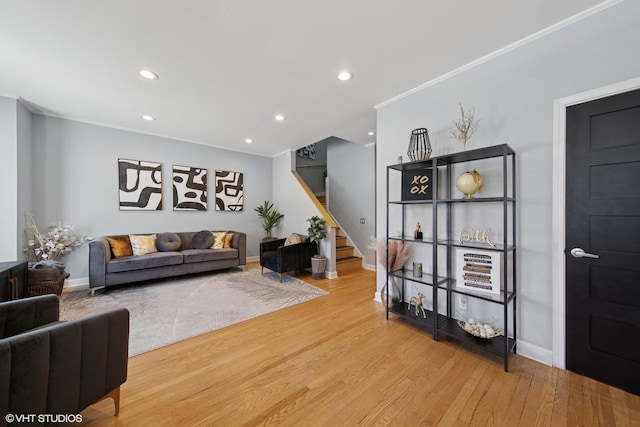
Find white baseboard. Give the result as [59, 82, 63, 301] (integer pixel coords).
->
[363, 263, 376, 272]
[325, 270, 338, 279]
[63, 277, 89, 293]
[516, 340, 553, 366]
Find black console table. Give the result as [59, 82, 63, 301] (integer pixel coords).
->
[0, 261, 28, 301]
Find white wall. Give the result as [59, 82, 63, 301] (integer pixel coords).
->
[272, 150, 318, 239]
[16, 100, 33, 261]
[0, 97, 18, 261]
[375, 0, 640, 358]
[30, 115, 272, 280]
[327, 139, 376, 266]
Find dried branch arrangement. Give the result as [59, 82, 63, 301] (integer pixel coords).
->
[450, 103, 480, 150]
[369, 237, 412, 272]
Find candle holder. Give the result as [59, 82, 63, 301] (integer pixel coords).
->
[407, 128, 432, 162]
[413, 262, 423, 277]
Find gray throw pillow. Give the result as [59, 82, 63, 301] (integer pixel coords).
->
[190, 230, 214, 249]
[156, 232, 182, 252]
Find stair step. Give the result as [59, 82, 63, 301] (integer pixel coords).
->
[336, 245, 354, 258]
[336, 256, 362, 274]
[336, 235, 347, 246]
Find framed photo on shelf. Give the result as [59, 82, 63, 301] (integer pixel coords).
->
[456, 248, 502, 295]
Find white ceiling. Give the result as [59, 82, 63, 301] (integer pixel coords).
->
[0, 0, 605, 157]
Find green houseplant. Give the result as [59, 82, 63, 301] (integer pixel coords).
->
[307, 215, 327, 279]
[254, 201, 284, 240]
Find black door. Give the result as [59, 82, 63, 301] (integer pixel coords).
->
[566, 88, 640, 395]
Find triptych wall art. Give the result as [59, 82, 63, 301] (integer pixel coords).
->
[117, 158, 243, 212]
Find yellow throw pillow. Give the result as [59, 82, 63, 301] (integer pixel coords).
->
[106, 235, 133, 258]
[223, 232, 234, 248]
[129, 234, 158, 256]
[211, 232, 227, 249]
[284, 233, 302, 246]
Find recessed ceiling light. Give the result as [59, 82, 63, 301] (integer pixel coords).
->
[368, 131, 375, 136]
[142, 115, 155, 121]
[245, 138, 253, 144]
[275, 114, 286, 121]
[138, 69, 159, 80]
[337, 71, 353, 81]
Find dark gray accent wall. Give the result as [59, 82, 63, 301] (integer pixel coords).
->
[327, 139, 375, 266]
[295, 139, 327, 194]
[30, 115, 272, 280]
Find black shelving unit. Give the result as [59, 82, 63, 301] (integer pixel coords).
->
[385, 144, 516, 371]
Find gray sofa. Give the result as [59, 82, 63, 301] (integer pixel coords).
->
[0, 295, 129, 424]
[89, 230, 246, 295]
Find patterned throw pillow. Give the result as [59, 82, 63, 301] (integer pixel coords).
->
[129, 234, 158, 256]
[106, 235, 133, 258]
[284, 233, 302, 246]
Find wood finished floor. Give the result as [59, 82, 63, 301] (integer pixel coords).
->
[79, 267, 640, 426]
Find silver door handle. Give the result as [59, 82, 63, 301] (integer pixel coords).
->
[570, 247, 599, 259]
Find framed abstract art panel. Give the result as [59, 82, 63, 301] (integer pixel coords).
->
[173, 165, 207, 211]
[118, 159, 162, 210]
[215, 170, 243, 211]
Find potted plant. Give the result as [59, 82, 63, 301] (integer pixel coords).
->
[254, 201, 284, 241]
[307, 215, 327, 279]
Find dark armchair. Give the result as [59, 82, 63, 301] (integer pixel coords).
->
[0, 295, 129, 424]
[260, 236, 317, 282]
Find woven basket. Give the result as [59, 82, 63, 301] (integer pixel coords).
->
[27, 267, 66, 296]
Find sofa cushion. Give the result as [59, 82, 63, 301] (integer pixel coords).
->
[156, 232, 182, 252]
[106, 235, 133, 258]
[129, 234, 158, 256]
[191, 230, 214, 249]
[182, 248, 238, 264]
[107, 251, 183, 273]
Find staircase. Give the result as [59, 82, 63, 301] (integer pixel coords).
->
[316, 195, 362, 275]
[335, 232, 362, 274]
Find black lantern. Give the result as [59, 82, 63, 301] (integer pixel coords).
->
[407, 128, 432, 161]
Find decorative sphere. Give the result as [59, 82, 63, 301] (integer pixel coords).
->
[456, 170, 483, 199]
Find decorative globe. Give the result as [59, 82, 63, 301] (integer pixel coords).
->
[455, 170, 483, 199]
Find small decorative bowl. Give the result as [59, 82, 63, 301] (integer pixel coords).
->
[456, 318, 503, 339]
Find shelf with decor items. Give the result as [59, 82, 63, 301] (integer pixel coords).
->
[385, 143, 516, 371]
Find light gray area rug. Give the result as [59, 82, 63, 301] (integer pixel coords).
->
[60, 267, 327, 356]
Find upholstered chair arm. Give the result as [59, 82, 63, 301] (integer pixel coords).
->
[276, 240, 317, 272]
[0, 294, 59, 339]
[0, 308, 129, 419]
[229, 231, 247, 265]
[89, 238, 111, 288]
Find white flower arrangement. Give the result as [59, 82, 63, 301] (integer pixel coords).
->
[24, 212, 92, 262]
